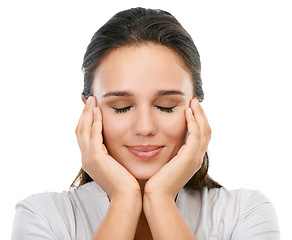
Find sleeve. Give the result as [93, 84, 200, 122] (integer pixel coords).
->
[231, 190, 280, 240]
[11, 200, 57, 239]
[11, 193, 72, 240]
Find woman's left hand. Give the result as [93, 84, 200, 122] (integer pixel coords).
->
[144, 98, 211, 200]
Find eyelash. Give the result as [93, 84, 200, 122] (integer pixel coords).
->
[113, 106, 132, 113]
[112, 106, 175, 113]
[155, 106, 175, 113]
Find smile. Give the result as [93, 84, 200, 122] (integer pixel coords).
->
[126, 145, 164, 160]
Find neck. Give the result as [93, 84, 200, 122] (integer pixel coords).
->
[138, 180, 147, 194]
[134, 180, 153, 240]
[135, 209, 153, 240]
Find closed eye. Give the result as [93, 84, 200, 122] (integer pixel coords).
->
[155, 105, 176, 113]
[112, 105, 176, 113]
[112, 106, 132, 113]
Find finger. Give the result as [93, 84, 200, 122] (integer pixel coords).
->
[197, 102, 211, 135]
[198, 104, 212, 152]
[75, 96, 97, 150]
[189, 99, 212, 152]
[76, 96, 96, 137]
[190, 98, 210, 136]
[185, 106, 199, 139]
[91, 106, 105, 152]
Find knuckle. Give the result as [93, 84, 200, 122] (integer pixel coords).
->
[76, 125, 85, 136]
[75, 125, 80, 135]
[81, 149, 94, 165]
[202, 125, 212, 138]
[207, 129, 212, 141]
[194, 130, 201, 139]
[81, 156, 89, 170]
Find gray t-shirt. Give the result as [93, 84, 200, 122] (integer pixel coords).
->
[11, 181, 280, 239]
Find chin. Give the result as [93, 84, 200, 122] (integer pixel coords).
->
[129, 167, 160, 181]
[131, 172, 155, 181]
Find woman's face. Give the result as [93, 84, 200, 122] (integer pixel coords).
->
[92, 43, 193, 180]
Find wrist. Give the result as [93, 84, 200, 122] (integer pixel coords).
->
[143, 184, 178, 201]
[143, 191, 175, 214]
[111, 191, 142, 215]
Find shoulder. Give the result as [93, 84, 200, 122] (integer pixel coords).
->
[12, 182, 109, 239]
[177, 187, 280, 239]
[12, 190, 71, 239]
[179, 186, 274, 210]
[178, 186, 262, 209]
[15, 181, 107, 217]
[205, 187, 278, 224]
[205, 187, 271, 209]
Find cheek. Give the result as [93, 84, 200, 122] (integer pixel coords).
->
[101, 111, 128, 145]
[159, 111, 187, 144]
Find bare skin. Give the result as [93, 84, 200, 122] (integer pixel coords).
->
[76, 97, 210, 240]
[75, 44, 211, 239]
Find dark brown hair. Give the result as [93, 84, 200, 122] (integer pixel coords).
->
[71, 7, 221, 190]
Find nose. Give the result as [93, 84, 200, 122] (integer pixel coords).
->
[133, 106, 157, 136]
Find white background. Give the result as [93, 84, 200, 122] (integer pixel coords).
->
[1, 0, 291, 239]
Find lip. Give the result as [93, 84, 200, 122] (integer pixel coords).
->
[126, 145, 164, 160]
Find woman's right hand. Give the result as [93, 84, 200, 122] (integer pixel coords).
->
[76, 96, 142, 239]
[75, 96, 141, 201]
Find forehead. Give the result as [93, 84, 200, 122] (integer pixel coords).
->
[92, 43, 193, 97]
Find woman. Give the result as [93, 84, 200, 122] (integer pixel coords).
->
[12, 7, 280, 239]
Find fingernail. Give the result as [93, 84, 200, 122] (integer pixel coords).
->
[86, 96, 92, 105]
[194, 98, 199, 106]
[188, 107, 193, 115]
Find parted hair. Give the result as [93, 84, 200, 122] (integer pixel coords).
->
[71, 7, 221, 190]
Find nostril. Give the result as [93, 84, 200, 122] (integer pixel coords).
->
[133, 113, 157, 136]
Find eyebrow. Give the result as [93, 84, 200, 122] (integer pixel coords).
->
[102, 91, 133, 98]
[102, 89, 185, 98]
[155, 90, 185, 97]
